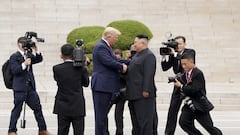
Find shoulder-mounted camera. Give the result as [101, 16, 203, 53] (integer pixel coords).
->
[73, 39, 90, 67]
[160, 32, 179, 55]
[22, 32, 44, 53]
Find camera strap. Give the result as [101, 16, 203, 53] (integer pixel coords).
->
[176, 53, 181, 70]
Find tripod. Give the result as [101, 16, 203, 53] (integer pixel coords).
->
[20, 51, 32, 129]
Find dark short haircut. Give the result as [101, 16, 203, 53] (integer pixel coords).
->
[136, 34, 149, 40]
[61, 44, 74, 57]
[17, 37, 27, 44]
[175, 36, 186, 43]
[128, 42, 134, 49]
[113, 49, 122, 57]
[181, 53, 194, 61]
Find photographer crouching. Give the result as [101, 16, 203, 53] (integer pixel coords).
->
[173, 53, 222, 135]
[160, 35, 195, 135]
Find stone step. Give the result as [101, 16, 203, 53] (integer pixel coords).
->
[1, 86, 240, 110]
[1, 100, 240, 111]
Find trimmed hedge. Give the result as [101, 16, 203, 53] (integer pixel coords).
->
[107, 20, 153, 50]
[66, 20, 153, 75]
[67, 26, 105, 52]
[67, 26, 104, 74]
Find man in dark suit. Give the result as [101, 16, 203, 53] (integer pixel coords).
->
[126, 34, 157, 135]
[112, 49, 127, 135]
[53, 44, 89, 135]
[161, 36, 195, 135]
[174, 53, 222, 135]
[91, 27, 128, 135]
[8, 37, 51, 135]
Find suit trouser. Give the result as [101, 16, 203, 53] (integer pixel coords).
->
[114, 97, 126, 135]
[57, 114, 84, 135]
[8, 88, 47, 132]
[92, 91, 112, 135]
[128, 97, 155, 135]
[165, 86, 182, 135]
[153, 98, 158, 135]
[179, 105, 222, 135]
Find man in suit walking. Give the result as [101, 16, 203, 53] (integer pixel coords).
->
[174, 53, 222, 135]
[91, 27, 127, 135]
[53, 44, 89, 135]
[161, 36, 195, 135]
[126, 34, 157, 135]
[8, 37, 51, 135]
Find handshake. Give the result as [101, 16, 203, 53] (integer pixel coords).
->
[122, 63, 128, 73]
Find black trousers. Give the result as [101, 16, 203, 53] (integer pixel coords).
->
[57, 114, 84, 135]
[8, 88, 47, 132]
[114, 97, 127, 135]
[115, 97, 158, 135]
[153, 99, 158, 135]
[165, 86, 183, 135]
[179, 105, 222, 135]
[128, 98, 155, 135]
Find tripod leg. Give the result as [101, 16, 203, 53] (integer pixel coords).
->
[21, 101, 26, 128]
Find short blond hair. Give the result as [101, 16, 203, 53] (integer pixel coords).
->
[102, 27, 121, 39]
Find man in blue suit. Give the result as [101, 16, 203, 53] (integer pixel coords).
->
[8, 37, 51, 135]
[91, 27, 128, 135]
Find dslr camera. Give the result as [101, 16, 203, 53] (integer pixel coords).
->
[168, 73, 196, 112]
[160, 32, 179, 55]
[23, 32, 44, 53]
[168, 73, 183, 83]
[73, 39, 90, 67]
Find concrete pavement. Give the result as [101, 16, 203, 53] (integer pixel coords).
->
[1, 88, 240, 135]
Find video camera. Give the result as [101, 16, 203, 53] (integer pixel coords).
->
[160, 32, 179, 55]
[23, 32, 44, 53]
[73, 39, 90, 67]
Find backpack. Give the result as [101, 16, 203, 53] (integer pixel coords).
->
[2, 52, 22, 89]
[2, 59, 13, 89]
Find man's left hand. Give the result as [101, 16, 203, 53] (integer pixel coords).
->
[142, 91, 149, 98]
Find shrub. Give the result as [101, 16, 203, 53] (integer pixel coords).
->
[67, 26, 104, 75]
[67, 26, 105, 52]
[107, 20, 153, 50]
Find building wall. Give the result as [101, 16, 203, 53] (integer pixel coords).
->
[0, 0, 240, 84]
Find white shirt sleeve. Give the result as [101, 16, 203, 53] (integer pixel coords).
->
[22, 63, 27, 70]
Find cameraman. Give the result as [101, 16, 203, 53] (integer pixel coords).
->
[53, 44, 89, 135]
[161, 36, 195, 135]
[8, 37, 52, 135]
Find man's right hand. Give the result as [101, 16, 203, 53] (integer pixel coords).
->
[169, 47, 176, 55]
[122, 63, 127, 73]
[84, 56, 91, 67]
[24, 58, 31, 66]
[174, 79, 182, 88]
